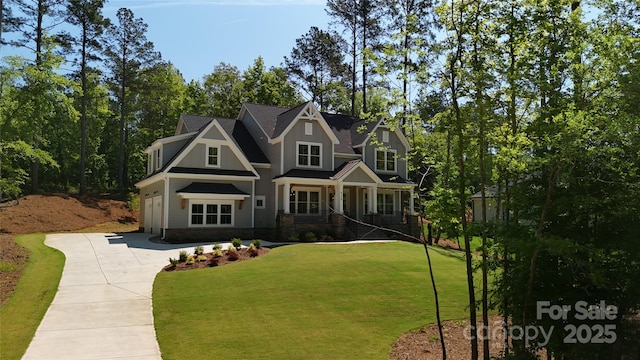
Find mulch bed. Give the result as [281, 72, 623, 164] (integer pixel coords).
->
[162, 247, 270, 271]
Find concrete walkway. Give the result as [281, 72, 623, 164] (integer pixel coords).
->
[22, 233, 204, 360]
[21, 234, 395, 359]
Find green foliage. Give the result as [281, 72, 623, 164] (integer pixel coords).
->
[247, 243, 258, 257]
[213, 243, 222, 251]
[153, 242, 472, 359]
[288, 233, 299, 242]
[231, 238, 242, 250]
[251, 239, 262, 248]
[226, 245, 239, 260]
[196, 255, 207, 262]
[178, 250, 188, 262]
[304, 232, 317, 242]
[127, 192, 140, 212]
[0, 234, 65, 359]
[185, 255, 195, 265]
[168, 258, 178, 267]
[212, 248, 223, 258]
[194, 246, 204, 256]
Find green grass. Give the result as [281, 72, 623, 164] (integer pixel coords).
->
[0, 234, 65, 360]
[153, 242, 470, 360]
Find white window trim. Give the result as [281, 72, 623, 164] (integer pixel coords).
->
[289, 187, 321, 215]
[255, 195, 266, 209]
[206, 145, 221, 168]
[376, 191, 395, 215]
[188, 200, 234, 227]
[296, 141, 322, 168]
[305, 122, 313, 135]
[154, 148, 162, 171]
[375, 148, 397, 173]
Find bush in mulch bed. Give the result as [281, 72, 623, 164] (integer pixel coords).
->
[163, 247, 270, 272]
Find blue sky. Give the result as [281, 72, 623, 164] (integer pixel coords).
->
[104, 0, 332, 82]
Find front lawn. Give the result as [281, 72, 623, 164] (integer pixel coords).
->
[0, 233, 65, 360]
[153, 242, 470, 359]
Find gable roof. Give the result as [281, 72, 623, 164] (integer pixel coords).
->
[179, 114, 269, 164]
[242, 103, 290, 138]
[165, 119, 259, 178]
[272, 102, 309, 139]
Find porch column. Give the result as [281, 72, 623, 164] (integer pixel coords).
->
[283, 182, 290, 214]
[409, 188, 415, 215]
[335, 183, 344, 213]
[371, 186, 378, 214]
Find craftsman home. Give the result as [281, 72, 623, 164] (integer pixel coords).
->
[136, 101, 419, 242]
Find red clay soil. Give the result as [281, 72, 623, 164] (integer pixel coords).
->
[0, 193, 137, 234]
[0, 193, 139, 305]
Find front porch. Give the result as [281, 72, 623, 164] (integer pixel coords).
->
[274, 182, 419, 240]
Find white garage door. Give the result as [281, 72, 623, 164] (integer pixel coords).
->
[152, 196, 162, 235]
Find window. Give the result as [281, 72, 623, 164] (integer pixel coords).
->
[297, 142, 321, 167]
[377, 193, 394, 215]
[155, 148, 161, 171]
[375, 148, 396, 172]
[289, 190, 320, 214]
[305, 122, 313, 135]
[382, 130, 389, 143]
[255, 195, 266, 209]
[147, 153, 153, 174]
[190, 201, 233, 226]
[206, 146, 220, 167]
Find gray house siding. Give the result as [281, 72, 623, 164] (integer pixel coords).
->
[176, 144, 249, 171]
[282, 120, 333, 173]
[254, 167, 275, 228]
[363, 128, 407, 177]
[166, 178, 254, 229]
[162, 139, 189, 168]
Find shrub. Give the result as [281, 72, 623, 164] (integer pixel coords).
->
[320, 234, 334, 241]
[212, 248, 223, 258]
[186, 255, 195, 265]
[168, 258, 179, 268]
[231, 238, 242, 249]
[179, 250, 189, 262]
[209, 257, 219, 267]
[196, 255, 207, 262]
[251, 239, 262, 248]
[304, 232, 317, 242]
[247, 243, 259, 257]
[227, 246, 239, 261]
[213, 243, 222, 251]
[288, 233, 299, 242]
[194, 246, 204, 256]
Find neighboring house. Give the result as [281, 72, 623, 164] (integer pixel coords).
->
[136, 101, 419, 242]
[471, 187, 501, 223]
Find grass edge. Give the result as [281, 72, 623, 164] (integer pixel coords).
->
[0, 233, 65, 360]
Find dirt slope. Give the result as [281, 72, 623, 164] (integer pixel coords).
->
[0, 193, 139, 305]
[0, 194, 138, 235]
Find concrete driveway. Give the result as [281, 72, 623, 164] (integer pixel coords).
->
[22, 233, 203, 360]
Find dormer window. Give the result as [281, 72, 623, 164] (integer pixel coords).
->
[375, 148, 396, 172]
[297, 141, 321, 167]
[154, 148, 161, 171]
[206, 145, 220, 167]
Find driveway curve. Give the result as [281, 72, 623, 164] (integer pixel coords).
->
[22, 233, 201, 360]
